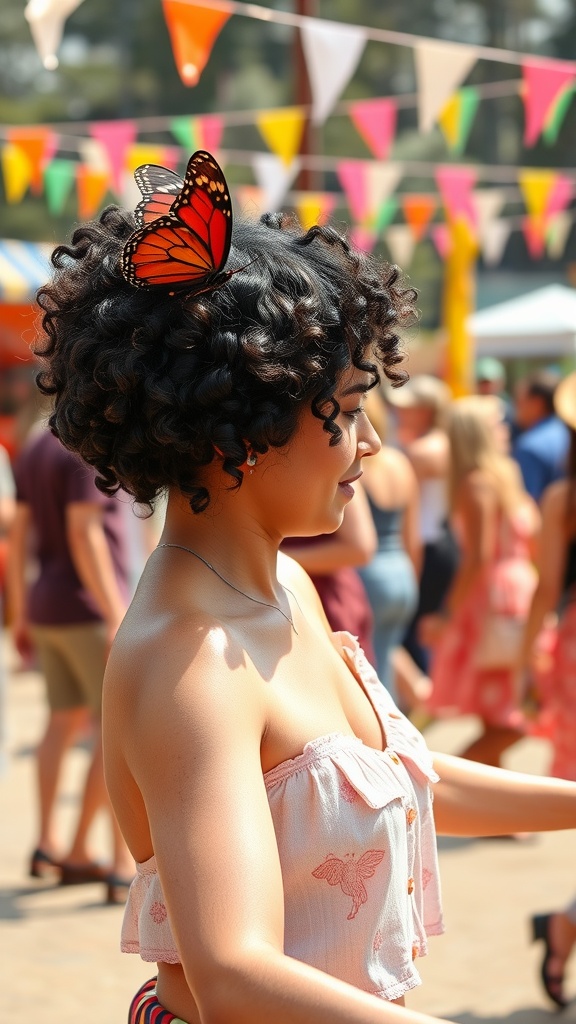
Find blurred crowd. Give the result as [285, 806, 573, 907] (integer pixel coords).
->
[2, 359, 576, 1003]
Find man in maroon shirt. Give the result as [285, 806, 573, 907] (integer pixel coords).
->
[9, 426, 133, 900]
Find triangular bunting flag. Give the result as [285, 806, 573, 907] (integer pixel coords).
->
[234, 185, 265, 219]
[546, 174, 573, 218]
[5, 127, 56, 194]
[435, 165, 477, 227]
[349, 97, 397, 161]
[473, 188, 506, 235]
[431, 223, 452, 261]
[374, 196, 398, 235]
[125, 145, 174, 177]
[162, 0, 232, 86]
[519, 168, 557, 223]
[543, 83, 576, 146]
[413, 39, 478, 133]
[89, 120, 137, 194]
[547, 212, 572, 260]
[337, 160, 401, 226]
[293, 191, 337, 230]
[256, 107, 306, 166]
[480, 219, 511, 267]
[401, 194, 437, 241]
[522, 58, 576, 147]
[385, 224, 416, 268]
[25, 0, 85, 70]
[78, 137, 109, 171]
[438, 87, 480, 155]
[44, 158, 77, 215]
[1, 144, 33, 204]
[349, 226, 377, 254]
[170, 114, 224, 153]
[523, 217, 546, 260]
[77, 165, 111, 220]
[252, 153, 300, 211]
[300, 18, 367, 125]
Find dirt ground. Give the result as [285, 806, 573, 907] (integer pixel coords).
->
[2, 653, 575, 1024]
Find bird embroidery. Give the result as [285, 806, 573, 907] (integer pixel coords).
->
[312, 850, 386, 920]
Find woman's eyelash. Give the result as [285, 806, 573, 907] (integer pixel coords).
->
[344, 407, 363, 420]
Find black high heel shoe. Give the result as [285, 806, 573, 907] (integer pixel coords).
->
[29, 848, 61, 880]
[531, 913, 569, 1010]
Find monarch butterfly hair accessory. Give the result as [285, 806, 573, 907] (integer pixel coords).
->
[121, 150, 234, 297]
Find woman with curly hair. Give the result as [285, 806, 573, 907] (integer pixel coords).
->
[35, 153, 576, 1024]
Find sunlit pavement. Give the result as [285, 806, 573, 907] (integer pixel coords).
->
[1, 641, 575, 1023]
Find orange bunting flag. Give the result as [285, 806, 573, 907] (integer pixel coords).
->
[401, 194, 437, 241]
[256, 107, 306, 167]
[162, 0, 232, 86]
[77, 165, 111, 220]
[5, 126, 56, 194]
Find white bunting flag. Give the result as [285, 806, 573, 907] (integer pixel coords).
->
[300, 18, 368, 125]
[25, 0, 85, 70]
[252, 153, 301, 212]
[481, 219, 512, 267]
[385, 224, 416, 269]
[414, 39, 478, 134]
[473, 188, 506, 235]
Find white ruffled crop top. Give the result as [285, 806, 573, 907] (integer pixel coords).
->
[121, 632, 444, 1003]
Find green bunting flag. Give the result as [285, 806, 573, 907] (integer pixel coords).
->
[44, 158, 77, 215]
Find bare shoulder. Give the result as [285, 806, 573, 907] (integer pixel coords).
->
[458, 468, 497, 506]
[541, 479, 569, 520]
[406, 430, 448, 478]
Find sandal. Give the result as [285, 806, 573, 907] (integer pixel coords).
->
[59, 861, 111, 886]
[29, 848, 61, 880]
[531, 913, 569, 1009]
[105, 874, 134, 906]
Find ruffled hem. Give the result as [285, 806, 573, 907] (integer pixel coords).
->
[121, 940, 181, 964]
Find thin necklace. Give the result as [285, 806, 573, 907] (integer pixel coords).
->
[157, 542, 299, 634]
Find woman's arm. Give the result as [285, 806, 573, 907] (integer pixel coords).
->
[518, 482, 566, 667]
[284, 482, 377, 575]
[112, 632, 451, 1024]
[401, 459, 422, 578]
[432, 751, 576, 836]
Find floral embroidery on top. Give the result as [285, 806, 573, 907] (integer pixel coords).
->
[312, 850, 385, 921]
[421, 867, 433, 890]
[149, 901, 167, 924]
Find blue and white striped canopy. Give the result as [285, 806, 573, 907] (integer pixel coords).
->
[0, 240, 53, 303]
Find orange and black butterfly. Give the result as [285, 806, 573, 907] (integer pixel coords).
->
[122, 150, 233, 292]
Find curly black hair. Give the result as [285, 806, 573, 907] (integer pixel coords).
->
[35, 206, 417, 513]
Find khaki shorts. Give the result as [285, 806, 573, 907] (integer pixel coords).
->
[31, 622, 107, 716]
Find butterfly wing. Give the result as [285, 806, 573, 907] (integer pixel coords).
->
[171, 151, 232, 273]
[311, 857, 345, 886]
[123, 150, 232, 290]
[357, 849, 386, 880]
[133, 164, 184, 227]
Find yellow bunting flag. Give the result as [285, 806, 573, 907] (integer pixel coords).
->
[5, 127, 55, 194]
[1, 143, 33, 203]
[77, 165, 111, 220]
[294, 191, 336, 230]
[125, 145, 170, 178]
[519, 169, 557, 250]
[443, 217, 479, 397]
[255, 107, 306, 167]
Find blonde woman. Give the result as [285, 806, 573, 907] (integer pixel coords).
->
[422, 395, 540, 767]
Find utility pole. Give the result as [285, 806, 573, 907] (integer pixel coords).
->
[294, 0, 320, 190]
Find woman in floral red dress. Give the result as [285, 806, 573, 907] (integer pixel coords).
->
[423, 395, 539, 767]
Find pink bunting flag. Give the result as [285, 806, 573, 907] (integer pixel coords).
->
[546, 174, 573, 218]
[522, 58, 576, 147]
[337, 160, 368, 223]
[435, 165, 477, 227]
[349, 98, 397, 161]
[431, 224, 452, 261]
[198, 114, 224, 153]
[523, 217, 545, 260]
[89, 120, 138, 193]
[349, 226, 376, 254]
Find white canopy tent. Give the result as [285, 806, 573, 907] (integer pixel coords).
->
[469, 284, 576, 358]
